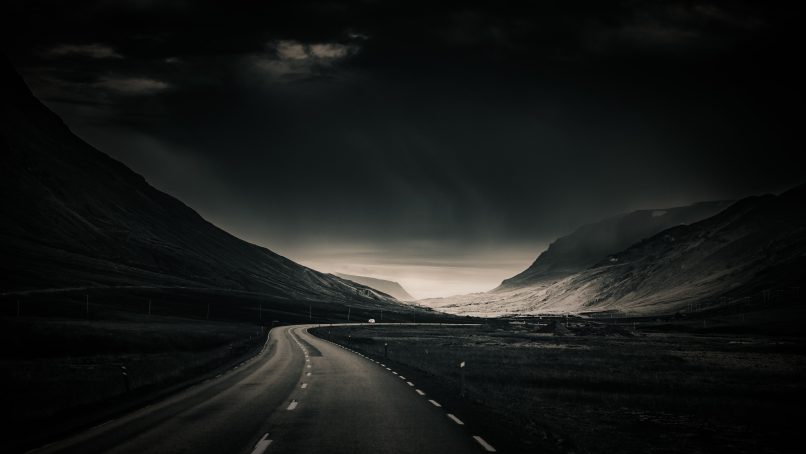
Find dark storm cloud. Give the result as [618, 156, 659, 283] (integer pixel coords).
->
[3, 1, 804, 296]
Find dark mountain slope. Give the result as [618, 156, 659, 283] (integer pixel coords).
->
[0, 60, 397, 306]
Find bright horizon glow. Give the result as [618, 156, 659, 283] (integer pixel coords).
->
[288, 244, 542, 300]
[300, 260, 518, 300]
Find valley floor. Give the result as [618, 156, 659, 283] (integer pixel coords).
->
[316, 323, 805, 454]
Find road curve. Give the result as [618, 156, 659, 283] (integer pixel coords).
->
[30, 324, 491, 454]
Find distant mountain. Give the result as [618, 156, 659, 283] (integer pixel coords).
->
[497, 201, 732, 291]
[335, 273, 414, 301]
[421, 186, 805, 316]
[0, 60, 399, 307]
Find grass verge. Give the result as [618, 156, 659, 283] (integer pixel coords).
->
[313, 323, 805, 454]
[0, 314, 267, 452]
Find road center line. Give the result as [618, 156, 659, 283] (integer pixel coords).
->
[399, 376, 406, 380]
[473, 436, 497, 452]
[416, 389, 426, 395]
[406, 381, 414, 386]
[446, 413, 465, 425]
[287, 400, 298, 410]
[250, 433, 272, 454]
[428, 399, 442, 407]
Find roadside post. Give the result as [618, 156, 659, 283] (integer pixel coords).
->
[384, 342, 388, 360]
[459, 361, 466, 397]
[121, 365, 130, 393]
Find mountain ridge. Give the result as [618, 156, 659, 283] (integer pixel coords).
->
[420, 186, 805, 316]
[0, 58, 400, 307]
[497, 200, 733, 291]
[335, 273, 414, 301]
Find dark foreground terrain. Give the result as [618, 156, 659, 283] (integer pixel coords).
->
[8, 324, 493, 454]
[1, 314, 265, 452]
[0, 288, 460, 452]
[317, 322, 806, 454]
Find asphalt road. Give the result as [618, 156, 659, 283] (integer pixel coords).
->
[31, 324, 496, 454]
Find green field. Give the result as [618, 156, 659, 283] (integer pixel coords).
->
[315, 323, 806, 454]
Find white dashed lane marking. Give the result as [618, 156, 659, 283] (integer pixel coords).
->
[473, 436, 497, 452]
[446, 413, 464, 425]
[287, 400, 298, 410]
[250, 433, 272, 454]
[301, 383, 308, 389]
[319, 338, 500, 454]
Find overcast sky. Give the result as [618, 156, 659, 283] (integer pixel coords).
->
[4, 1, 804, 297]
